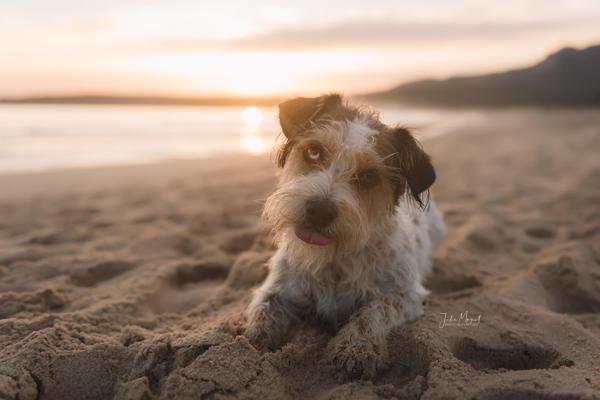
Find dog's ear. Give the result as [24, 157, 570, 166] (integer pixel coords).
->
[384, 127, 436, 205]
[278, 94, 342, 138]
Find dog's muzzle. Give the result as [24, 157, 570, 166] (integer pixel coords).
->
[294, 198, 338, 246]
[305, 197, 338, 228]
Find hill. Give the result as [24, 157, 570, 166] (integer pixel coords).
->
[364, 45, 600, 107]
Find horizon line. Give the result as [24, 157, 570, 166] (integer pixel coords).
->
[0, 94, 286, 107]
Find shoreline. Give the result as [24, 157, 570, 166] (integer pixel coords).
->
[3, 108, 600, 177]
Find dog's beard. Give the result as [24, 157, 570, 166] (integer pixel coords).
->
[263, 177, 373, 271]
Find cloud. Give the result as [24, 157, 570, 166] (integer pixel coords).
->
[148, 17, 600, 52]
[69, 16, 112, 32]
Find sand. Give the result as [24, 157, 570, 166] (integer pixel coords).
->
[1, 109, 599, 400]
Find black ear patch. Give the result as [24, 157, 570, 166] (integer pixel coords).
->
[378, 127, 436, 206]
[278, 94, 342, 139]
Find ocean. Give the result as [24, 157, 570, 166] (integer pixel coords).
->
[0, 104, 481, 173]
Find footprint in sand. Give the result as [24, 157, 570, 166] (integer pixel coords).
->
[519, 220, 557, 253]
[146, 261, 231, 315]
[70, 260, 137, 287]
[531, 241, 600, 313]
[219, 228, 266, 255]
[451, 216, 509, 253]
[131, 233, 200, 257]
[524, 225, 556, 240]
[169, 261, 230, 287]
[426, 258, 482, 295]
[0, 249, 43, 265]
[25, 229, 88, 246]
[448, 333, 566, 371]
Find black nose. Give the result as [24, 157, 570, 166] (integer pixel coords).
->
[305, 198, 338, 228]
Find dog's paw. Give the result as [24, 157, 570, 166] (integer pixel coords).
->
[330, 337, 385, 380]
[244, 323, 279, 352]
[244, 308, 288, 352]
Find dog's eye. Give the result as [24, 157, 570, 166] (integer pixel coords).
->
[304, 145, 322, 162]
[356, 169, 380, 188]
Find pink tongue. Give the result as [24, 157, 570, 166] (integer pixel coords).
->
[294, 226, 332, 246]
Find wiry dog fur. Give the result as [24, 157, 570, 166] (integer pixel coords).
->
[245, 94, 445, 379]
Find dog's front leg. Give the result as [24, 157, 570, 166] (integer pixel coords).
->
[244, 270, 305, 351]
[329, 290, 425, 380]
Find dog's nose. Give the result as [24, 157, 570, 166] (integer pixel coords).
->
[305, 198, 338, 228]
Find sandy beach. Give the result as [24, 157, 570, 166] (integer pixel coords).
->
[1, 108, 599, 399]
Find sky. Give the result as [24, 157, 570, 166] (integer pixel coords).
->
[1, 0, 599, 98]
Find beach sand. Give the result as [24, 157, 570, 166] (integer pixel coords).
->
[1, 109, 599, 399]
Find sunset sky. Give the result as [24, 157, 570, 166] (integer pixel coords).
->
[1, 0, 599, 98]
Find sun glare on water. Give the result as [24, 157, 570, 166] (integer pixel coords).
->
[243, 106, 262, 126]
[242, 135, 267, 154]
[241, 106, 267, 154]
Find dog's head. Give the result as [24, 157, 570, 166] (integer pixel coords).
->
[263, 94, 435, 268]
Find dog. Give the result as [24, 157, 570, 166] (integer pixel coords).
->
[245, 94, 445, 379]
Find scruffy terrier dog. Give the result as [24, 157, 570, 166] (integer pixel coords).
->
[245, 94, 445, 379]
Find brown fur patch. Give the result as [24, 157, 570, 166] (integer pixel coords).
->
[278, 133, 344, 181]
[276, 93, 382, 168]
[374, 126, 436, 206]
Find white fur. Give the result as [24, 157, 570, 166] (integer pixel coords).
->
[252, 198, 445, 329]
[343, 119, 377, 149]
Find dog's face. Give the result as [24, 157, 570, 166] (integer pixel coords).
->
[263, 94, 435, 268]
